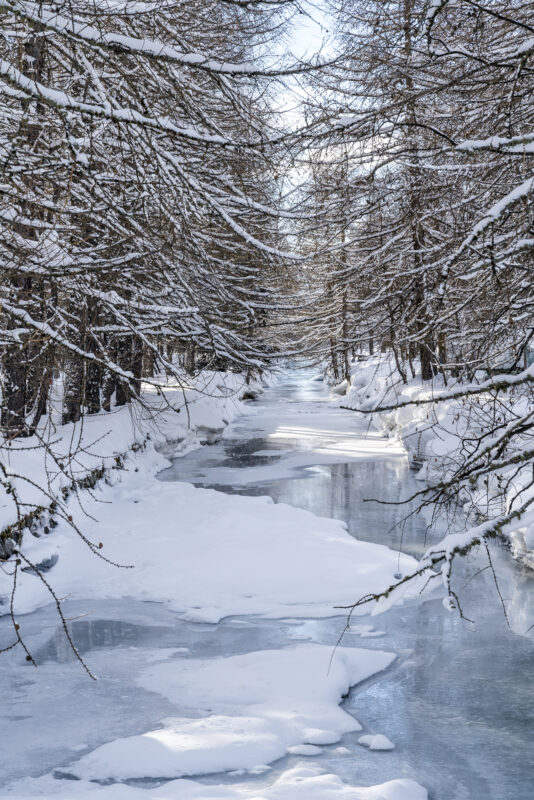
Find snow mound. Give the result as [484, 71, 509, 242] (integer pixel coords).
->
[0, 370, 248, 537]
[6, 768, 427, 800]
[331, 379, 349, 396]
[71, 644, 395, 780]
[358, 733, 395, 751]
[287, 744, 323, 755]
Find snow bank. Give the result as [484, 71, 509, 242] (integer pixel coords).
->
[71, 644, 395, 780]
[341, 357, 451, 472]
[0, 370, 249, 538]
[340, 356, 534, 567]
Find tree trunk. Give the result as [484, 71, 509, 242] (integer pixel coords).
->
[132, 336, 143, 396]
[184, 342, 196, 375]
[115, 337, 132, 406]
[1, 345, 28, 435]
[62, 355, 84, 424]
[420, 342, 436, 382]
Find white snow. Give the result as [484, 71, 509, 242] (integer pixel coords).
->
[0, 370, 248, 535]
[331, 379, 350, 395]
[5, 768, 427, 800]
[340, 355, 534, 577]
[2, 450, 426, 619]
[287, 744, 323, 755]
[70, 644, 395, 780]
[358, 734, 396, 751]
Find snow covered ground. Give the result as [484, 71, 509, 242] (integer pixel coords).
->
[0, 370, 249, 539]
[4, 466, 427, 620]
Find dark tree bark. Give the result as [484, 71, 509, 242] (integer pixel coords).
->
[85, 302, 102, 414]
[2, 345, 28, 435]
[115, 337, 132, 406]
[131, 336, 143, 396]
[420, 341, 437, 382]
[2, 275, 33, 436]
[62, 355, 84, 424]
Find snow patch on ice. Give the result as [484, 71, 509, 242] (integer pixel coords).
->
[2, 471, 426, 620]
[66, 644, 395, 780]
[70, 644, 395, 780]
[358, 734, 396, 751]
[5, 767, 427, 799]
[287, 744, 323, 755]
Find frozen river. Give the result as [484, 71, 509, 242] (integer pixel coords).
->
[160, 370, 534, 799]
[1, 370, 533, 798]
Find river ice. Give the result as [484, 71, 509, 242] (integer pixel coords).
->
[1, 370, 533, 799]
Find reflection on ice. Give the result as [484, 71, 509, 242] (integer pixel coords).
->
[33, 619, 173, 663]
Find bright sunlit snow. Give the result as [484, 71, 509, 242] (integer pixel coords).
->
[71, 644, 395, 780]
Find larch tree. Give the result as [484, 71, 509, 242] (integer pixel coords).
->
[300, 0, 534, 608]
[0, 0, 316, 662]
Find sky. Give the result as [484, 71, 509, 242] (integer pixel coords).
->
[289, 4, 331, 60]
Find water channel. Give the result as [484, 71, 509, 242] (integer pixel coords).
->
[1, 370, 533, 798]
[159, 369, 534, 799]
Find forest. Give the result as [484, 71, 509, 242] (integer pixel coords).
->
[0, 2, 533, 799]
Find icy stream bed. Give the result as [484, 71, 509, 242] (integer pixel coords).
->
[159, 370, 534, 799]
[1, 370, 533, 799]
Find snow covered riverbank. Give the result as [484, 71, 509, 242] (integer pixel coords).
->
[339, 357, 534, 569]
[1, 370, 430, 799]
[0, 370, 250, 545]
